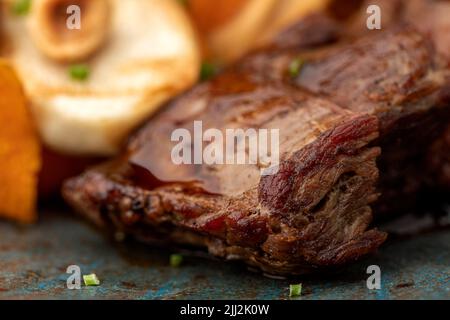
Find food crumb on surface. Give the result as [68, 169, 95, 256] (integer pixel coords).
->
[289, 284, 302, 297]
[170, 254, 183, 267]
[83, 274, 100, 286]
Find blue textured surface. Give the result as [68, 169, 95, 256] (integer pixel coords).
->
[0, 209, 448, 300]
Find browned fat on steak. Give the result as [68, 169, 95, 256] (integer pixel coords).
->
[63, 19, 450, 274]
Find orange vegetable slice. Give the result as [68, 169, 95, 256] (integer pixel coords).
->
[0, 60, 41, 223]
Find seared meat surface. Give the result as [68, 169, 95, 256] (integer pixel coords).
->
[345, 0, 450, 192]
[63, 2, 450, 275]
[294, 24, 450, 215]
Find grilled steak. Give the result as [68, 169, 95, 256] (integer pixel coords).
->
[63, 9, 450, 274]
[293, 24, 450, 215]
[342, 0, 450, 194]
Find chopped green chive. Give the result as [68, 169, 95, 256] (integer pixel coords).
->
[12, 0, 31, 16]
[69, 64, 90, 81]
[289, 284, 302, 297]
[200, 62, 218, 81]
[170, 254, 183, 267]
[288, 57, 304, 78]
[83, 274, 100, 286]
